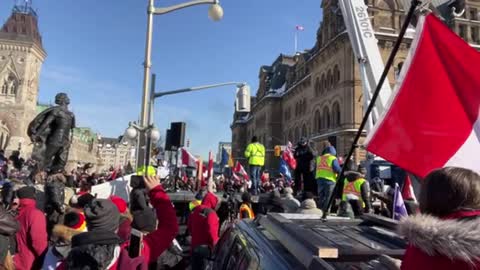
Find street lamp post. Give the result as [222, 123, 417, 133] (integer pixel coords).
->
[137, 0, 224, 169]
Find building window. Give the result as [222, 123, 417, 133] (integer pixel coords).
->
[322, 74, 327, 93]
[327, 70, 333, 90]
[314, 110, 321, 132]
[459, 24, 467, 39]
[472, 27, 479, 43]
[332, 102, 341, 127]
[314, 77, 320, 96]
[302, 124, 307, 137]
[470, 8, 478, 20]
[295, 127, 300, 142]
[322, 107, 331, 129]
[334, 65, 340, 84]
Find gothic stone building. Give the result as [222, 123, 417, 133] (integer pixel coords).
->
[0, 5, 45, 156]
[231, 0, 480, 170]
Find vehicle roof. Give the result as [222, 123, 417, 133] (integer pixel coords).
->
[235, 219, 306, 270]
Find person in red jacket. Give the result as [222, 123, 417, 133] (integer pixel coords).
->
[399, 167, 480, 270]
[14, 186, 48, 270]
[188, 191, 220, 270]
[63, 175, 178, 270]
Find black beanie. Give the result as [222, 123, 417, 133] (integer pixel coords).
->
[131, 209, 156, 233]
[17, 186, 35, 199]
[84, 199, 120, 232]
[76, 193, 95, 208]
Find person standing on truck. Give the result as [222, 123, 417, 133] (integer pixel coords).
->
[239, 192, 255, 219]
[316, 143, 341, 211]
[342, 171, 372, 216]
[244, 136, 265, 195]
[293, 137, 316, 196]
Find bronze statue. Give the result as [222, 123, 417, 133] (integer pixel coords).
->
[28, 93, 75, 174]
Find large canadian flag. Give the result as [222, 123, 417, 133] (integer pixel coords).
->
[181, 147, 198, 168]
[365, 14, 480, 178]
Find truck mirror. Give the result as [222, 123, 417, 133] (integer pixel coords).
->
[236, 85, 250, 112]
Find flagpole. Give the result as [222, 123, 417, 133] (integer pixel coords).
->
[321, 0, 421, 219]
[294, 30, 298, 53]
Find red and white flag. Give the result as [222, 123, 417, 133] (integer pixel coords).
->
[181, 147, 198, 167]
[206, 151, 214, 181]
[233, 161, 249, 180]
[296, 25, 304, 31]
[365, 14, 480, 178]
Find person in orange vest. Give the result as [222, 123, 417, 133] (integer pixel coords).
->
[239, 192, 255, 219]
[342, 170, 372, 216]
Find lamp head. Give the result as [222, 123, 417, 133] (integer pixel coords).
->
[208, 3, 223, 21]
[125, 126, 138, 140]
[149, 128, 161, 143]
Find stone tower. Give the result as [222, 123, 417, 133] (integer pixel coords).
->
[0, 2, 46, 156]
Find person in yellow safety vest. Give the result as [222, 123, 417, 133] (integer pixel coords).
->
[136, 165, 156, 177]
[315, 144, 342, 211]
[239, 192, 255, 219]
[189, 192, 204, 212]
[244, 136, 265, 195]
[342, 170, 372, 216]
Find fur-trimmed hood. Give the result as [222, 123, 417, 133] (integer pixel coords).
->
[52, 224, 83, 243]
[398, 214, 480, 264]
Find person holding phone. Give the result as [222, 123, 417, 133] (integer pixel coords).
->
[62, 175, 179, 270]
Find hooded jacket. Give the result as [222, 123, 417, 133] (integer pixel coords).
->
[0, 206, 18, 264]
[188, 194, 220, 251]
[42, 224, 82, 270]
[399, 210, 480, 270]
[14, 198, 48, 270]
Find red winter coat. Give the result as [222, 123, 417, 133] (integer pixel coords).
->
[14, 198, 48, 270]
[202, 192, 219, 210]
[399, 210, 480, 270]
[188, 205, 219, 251]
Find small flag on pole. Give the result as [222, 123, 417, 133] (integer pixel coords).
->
[295, 25, 304, 31]
[393, 183, 408, 220]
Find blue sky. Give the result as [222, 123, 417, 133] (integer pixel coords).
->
[1, 0, 321, 158]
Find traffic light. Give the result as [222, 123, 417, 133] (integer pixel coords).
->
[274, 145, 281, 157]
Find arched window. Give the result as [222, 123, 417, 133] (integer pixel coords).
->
[295, 127, 300, 142]
[322, 74, 327, 93]
[327, 70, 332, 90]
[302, 99, 307, 115]
[332, 102, 341, 127]
[302, 124, 307, 137]
[322, 107, 331, 129]
[334, 65, 340, 84]
[1, 73, 18, 96]
[314, 77, 320, 96]
[314, 110, 320, 132]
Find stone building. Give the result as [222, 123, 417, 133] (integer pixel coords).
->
[0, 4, 46, 156]
[68, 127, 100, 169]
[97, 136, 136, 171]
[231, 0, 480, 170]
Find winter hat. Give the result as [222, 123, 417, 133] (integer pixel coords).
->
[84, 199, 120, 232]
[16, 186, 35, 199]
[63, 211, 87, 232]
[194, 191, 204, 201]
[301, 198, 317, 210]
[284, 187, 293, 195]
[241, 192, 251, 203]
[109, 196, 127, 214]
[71, 193, 95, 209]
[131, 209, 156, 233]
